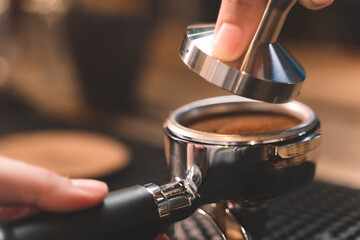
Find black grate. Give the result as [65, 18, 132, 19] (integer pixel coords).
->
[263, 182, 360, 240]
[169, 182, 360, 240]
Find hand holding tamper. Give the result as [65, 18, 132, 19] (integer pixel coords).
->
[180, 0, 305, 103]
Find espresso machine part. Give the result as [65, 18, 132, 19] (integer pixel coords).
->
[0, 96, 321, 240]
[179, 0, 304, 103]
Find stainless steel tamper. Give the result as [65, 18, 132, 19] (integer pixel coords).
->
[180, 0, 304, 103]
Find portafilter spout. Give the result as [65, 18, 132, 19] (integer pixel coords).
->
[180, 0, 304, 103]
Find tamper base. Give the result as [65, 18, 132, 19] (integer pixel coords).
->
[179, 24, 305, 103]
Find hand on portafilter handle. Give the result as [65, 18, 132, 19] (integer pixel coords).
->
[0, 156, 108, 221]
[212, 0, 334, 62]
[0, 157, 168, 240]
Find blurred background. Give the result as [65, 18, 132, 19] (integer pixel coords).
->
[0, 0, 359, 188]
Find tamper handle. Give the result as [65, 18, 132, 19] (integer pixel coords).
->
[0, 185, 161, 240]
[254, 0, 297, 43]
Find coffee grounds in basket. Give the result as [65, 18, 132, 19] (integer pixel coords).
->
[187, 112, 301, 134]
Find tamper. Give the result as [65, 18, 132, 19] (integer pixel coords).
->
[180, 0, 304, 103]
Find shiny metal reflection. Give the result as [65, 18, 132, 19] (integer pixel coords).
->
[170, 208, 227, 240]
[179, 0, 305, 103]
[137, 96, 322, 238]
[157, 95, 321, 225]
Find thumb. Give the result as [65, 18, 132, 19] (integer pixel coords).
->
[212, 0, 334, 62]
[212, 0, 267, 62]
[0, 157, 108, 212]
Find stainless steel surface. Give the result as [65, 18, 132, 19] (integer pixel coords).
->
[179, 0, 305, 103]
[145, 181, 194, 230]
[144, 183, 170, 233]
[254, 0, 297, 43]
[277, 133, 321, 158]
[164, 96, 321, 205]
[226, 201, 268, 240]
[202, 203, 250, 240]
[147, 96, 321, 233]
[165, 96, 318, 144]
[158, 181, 193, 223]
[170, 208, 227, 240]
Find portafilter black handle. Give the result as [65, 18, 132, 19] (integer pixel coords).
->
[0, 185, 162, 240]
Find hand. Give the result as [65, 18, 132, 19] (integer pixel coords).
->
[0, 157, 170, 240]
[212, 0, 334, 61]
[0, 156, 108, 223]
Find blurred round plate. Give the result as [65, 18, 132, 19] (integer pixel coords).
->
[0, 130, 131, 178]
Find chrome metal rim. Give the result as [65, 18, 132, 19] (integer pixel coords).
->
[164, 96, 319, 145]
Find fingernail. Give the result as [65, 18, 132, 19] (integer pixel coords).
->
[312, 0, 331, 5]
[71, 179, 108, 194]
[303, 0, 333, 9]
[212, 23, 244, 62]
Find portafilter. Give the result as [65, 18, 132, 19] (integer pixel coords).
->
[0, 96, 321, 240]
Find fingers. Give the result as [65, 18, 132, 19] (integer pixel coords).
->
[0, 207, 38, 224]
[299, 0, 334, 10]
[0, 157, 108, 212]
[212, 0, 267, 61]
[212, 0, 334, 62]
